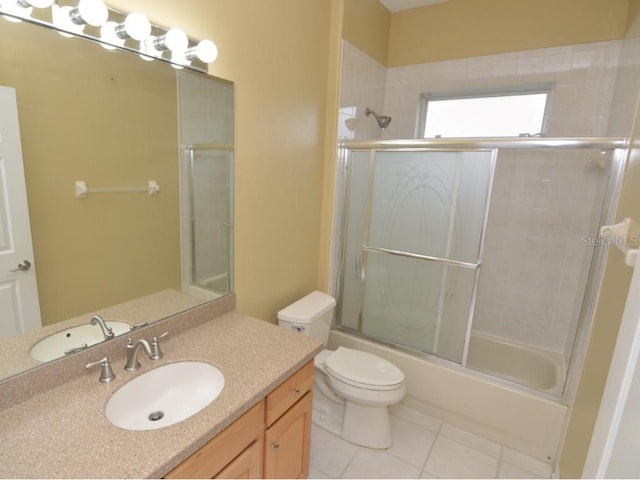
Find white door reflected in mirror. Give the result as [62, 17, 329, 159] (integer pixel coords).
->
[0, 86, 41, 340]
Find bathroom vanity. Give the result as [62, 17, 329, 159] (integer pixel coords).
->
[0, 297, 321, 478]
[166, 360, 313, 478]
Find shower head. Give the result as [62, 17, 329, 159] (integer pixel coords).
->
[366, 107, 392, 131]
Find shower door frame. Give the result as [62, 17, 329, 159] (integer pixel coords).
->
[179, 143, 235, 296]
[330, 137, 628, 403]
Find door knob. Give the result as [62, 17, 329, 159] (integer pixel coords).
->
[9, 260, 31, 272]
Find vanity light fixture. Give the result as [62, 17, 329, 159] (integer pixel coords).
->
[0, 0, 218, 71]
[99, 12, 150, 50]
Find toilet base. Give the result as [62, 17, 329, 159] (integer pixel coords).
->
[341, 400, 393, 449]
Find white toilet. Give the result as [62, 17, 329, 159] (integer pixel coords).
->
[278, 291, 406, 449]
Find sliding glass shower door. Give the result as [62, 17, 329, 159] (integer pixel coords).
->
[339, 149, 495, 363]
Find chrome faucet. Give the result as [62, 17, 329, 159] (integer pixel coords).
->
[89, 314, 114, 340]
[124, 338, 153, 372]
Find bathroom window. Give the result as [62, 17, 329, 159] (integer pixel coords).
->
[418, 84, 552, 138]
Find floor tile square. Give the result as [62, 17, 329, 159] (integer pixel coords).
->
[390, 404, 443, 432]
[388, 415, 437, 468]
[502, 447, 553, 478]
[341, 448, 422, 479]
[424, 436, 499, 479]
[308, 465, 332, 479]
[310, 425, 359, 478]
[439, 423, 502, 458]
[499, 462, 544, 479]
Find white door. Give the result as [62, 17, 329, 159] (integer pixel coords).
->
[583, 249, 640, 478]
[0, 85, 41, 339]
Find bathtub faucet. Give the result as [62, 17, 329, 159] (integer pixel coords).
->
[89, 315, 114, 340]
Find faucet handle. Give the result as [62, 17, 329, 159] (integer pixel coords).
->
[86, 356, 115, 383]
[150, 331, 169, 360]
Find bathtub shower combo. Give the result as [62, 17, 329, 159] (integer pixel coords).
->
[333, 138, 626, 403]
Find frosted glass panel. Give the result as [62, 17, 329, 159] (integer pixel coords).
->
[361, 252, 443, 353]
[368, 151, 493, 263]
[361, 251, 477, 363]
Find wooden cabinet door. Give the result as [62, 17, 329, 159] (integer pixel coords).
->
[215, 440, 263, 479]
[264, 392, 312, 479]
[165, 402, 264, 479]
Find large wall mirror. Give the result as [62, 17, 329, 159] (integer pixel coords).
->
[0, 13, 234, 380]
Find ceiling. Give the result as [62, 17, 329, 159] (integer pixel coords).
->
[379, 0, 450, 13]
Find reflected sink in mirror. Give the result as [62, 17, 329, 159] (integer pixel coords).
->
[30, 321, 131, 362]
[105, 361, 224, 431]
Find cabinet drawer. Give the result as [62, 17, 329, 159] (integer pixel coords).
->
[165, 401, 264, 479]
[265, 360, 313, 426]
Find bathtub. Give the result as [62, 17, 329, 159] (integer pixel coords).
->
[328, 329, 568, 465]
[466, 331, 565, 397]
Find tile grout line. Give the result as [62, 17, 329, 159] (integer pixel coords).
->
[420, 417, 444, 477]
[337, 443, 361, 479]
[495, 444, 504, 479]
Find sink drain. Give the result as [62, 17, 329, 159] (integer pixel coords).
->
[148, 411, 165, 422]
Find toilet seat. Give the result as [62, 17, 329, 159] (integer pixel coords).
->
[324, 347, 405, 391]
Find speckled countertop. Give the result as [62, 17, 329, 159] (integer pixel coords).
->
[0, 311, 322, 478]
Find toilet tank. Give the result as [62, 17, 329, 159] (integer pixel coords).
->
[277, 291, 336, 345]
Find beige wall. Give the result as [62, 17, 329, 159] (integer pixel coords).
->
[0, 19, 181, 325]
[387, 0, 631, 66]
[106, 0, 336, 323]
[342, 0, 391, 66]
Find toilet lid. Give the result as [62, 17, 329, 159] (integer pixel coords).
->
[324, 347, 405, 388]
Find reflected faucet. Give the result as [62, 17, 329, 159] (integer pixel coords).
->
[90, 315, 114, 340]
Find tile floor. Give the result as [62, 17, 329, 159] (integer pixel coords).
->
[309, 404, 553, 479]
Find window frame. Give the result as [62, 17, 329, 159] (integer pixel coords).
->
[416, 83, 554, 139]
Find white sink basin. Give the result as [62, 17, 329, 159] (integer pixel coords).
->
[105, 361, 224, 431]
[30, 321, 131, 362]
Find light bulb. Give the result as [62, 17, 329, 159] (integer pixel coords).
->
[69, 0, 108, 27]
[99, 21, 122, 50]
[154, 28, 188, 53]
[52, 3, 84, 35]
[119, 12, 150, 41]
[100, 12, 150, 50]
[186, 40, 218, 64]
[0, 0, 32, 22]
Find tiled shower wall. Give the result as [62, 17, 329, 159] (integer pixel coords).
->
[339, 39, 638, 358]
